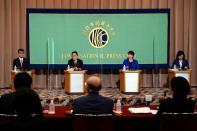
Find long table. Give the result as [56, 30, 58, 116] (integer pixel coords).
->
[43, 105, 159, 131]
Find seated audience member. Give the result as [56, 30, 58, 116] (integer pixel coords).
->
[73, 76, 114, 114]
[14, 88, 43, 118]
[0, 72, 37, 114]
[0, 72, 49, 130]
[157, 76, 195, 114]
[2, 89, 49, 130]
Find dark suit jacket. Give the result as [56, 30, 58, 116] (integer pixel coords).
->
[171, 59, 189, 69]
[67, 58, 83, 69]
[0, 88, 42, 116]
[157, 98, 195, 114]
[73, 92, 114, 114]
[13, 57, 29, 71]
[0, 93, 16, 114]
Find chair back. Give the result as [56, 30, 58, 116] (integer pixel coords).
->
[73, 114, 113, 131]
[0, 114, 17, 129]
[160, 113, 197, 131]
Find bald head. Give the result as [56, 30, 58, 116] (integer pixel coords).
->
[86, 76, 101, 92]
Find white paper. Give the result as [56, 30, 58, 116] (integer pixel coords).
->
[128, 107, 151, 113]
[150, 110, 158, 114]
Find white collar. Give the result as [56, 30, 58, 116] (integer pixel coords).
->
[19, 57, 23, 60]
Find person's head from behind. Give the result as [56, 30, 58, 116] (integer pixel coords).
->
[176, 50, 185, 61]
[71, 51, 78, 61]
[86, 76, 102, 93]
[14, 89, 43, 118]
[127, 50, 135, 60]
[18, 48, 25, 58]
[171, 76, 190, 99]
[14, 72, 32, 90]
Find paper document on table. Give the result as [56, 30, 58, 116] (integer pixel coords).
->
[128, 107, 153, 114]
[150, 110, 158, 114]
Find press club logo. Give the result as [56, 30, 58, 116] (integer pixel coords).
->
[83, 20, 116, 49]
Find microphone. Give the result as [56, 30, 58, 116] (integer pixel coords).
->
[164, 91, 167, 99]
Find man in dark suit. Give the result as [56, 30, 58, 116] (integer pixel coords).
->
[67, 51, 83, 70]
[13, 48, 29, 71]
[72, 76, 114, 114]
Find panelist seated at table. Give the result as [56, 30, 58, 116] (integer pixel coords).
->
[157, 77, 195, 114]
[67, 51, 83, 71]
[12, 48, 29, 71]
[122, 50, 139, 70]
[72, 76, 114, 114]
[171, 50, 189, 70]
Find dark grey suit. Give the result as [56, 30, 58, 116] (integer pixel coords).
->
[73, 92, 114, 114]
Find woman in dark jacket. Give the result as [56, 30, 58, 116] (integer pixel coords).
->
[171, 50, 189, 70]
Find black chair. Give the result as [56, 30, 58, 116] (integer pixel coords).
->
[0, 114, 50, 131]
[73, 114, 113, 131]
[0, 114, 17, 130]
[160, 113, 197, 131]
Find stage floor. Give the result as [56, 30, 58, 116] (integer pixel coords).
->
[0, 87, 196, 105]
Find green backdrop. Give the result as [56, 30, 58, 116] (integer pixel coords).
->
[28, 11, 168, 68]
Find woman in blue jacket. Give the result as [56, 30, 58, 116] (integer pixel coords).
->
[122, 50, 139, 70]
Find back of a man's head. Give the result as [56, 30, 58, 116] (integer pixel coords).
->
[86, 76, 102, 93]
[14, 72, 32, 90]
[171, 76, 190, 98]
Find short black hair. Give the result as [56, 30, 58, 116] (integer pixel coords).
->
[18, 48, 24, 53]
[171, 76, 190, 98]
[72, 51, 78, 56]
[14, 72, 32, 89]
[128, 50, 135, 56]
[176, 50, 185, 60]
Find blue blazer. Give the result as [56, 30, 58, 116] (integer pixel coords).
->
[73, 92, 114, 114]
[122, 59, 139, 70]
[171, 59, 189, 69]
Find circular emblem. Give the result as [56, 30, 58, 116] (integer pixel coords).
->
[89, 27, 109, 48]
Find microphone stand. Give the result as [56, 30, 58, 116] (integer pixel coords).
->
[152, 37, 159, 91]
